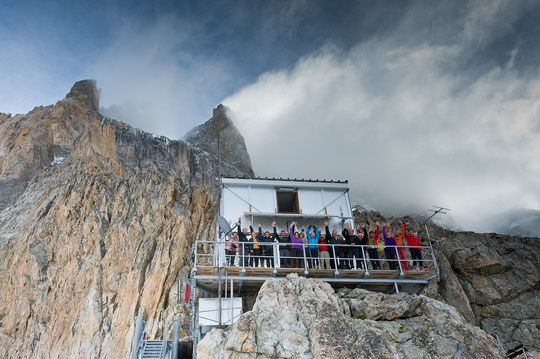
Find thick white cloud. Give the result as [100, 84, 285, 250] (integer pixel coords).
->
[223, 3, 540, 233]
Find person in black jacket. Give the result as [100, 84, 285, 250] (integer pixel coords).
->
[273, 221, 291, 268]
[236, 218, 251, 267]
[258, 224, 275, 268]
[325, 221, 338, 269]
[342, 224, 366, 270]
[362, 224, 381, 270]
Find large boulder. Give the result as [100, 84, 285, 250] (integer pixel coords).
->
[197, 274, 504, 359]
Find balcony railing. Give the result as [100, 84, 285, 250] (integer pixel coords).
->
[193, 240, 437, 278]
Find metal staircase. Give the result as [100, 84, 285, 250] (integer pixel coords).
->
[132, 316, 180, 359]
[140, 340, 170, 358]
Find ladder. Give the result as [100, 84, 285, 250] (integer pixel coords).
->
[132, 316, 179, 359]
[140, 340, 170, 359]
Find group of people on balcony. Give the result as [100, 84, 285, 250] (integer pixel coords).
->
[224, 218, 427, 271]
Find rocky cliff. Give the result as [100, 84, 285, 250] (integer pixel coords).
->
[0, 80, 253, 358]
[1, 79, 538, 358]
[353, 209, 540, 353]
[184, 104, 254, 178]
[198, 274, 504, 358]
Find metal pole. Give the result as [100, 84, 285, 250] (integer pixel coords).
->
[172, 316, 180, 359]
[217, 266, 222, 327]
[275, 242, 280, 269]
[332, 245, 339, 276]
[394, 282, 400, 294]
[362, 246, 369, 277]
[230, 278, 233, 325]
[217, 135, 220, 179]
[160, 319, 169, 358]
[132, 315, 144, 359]
[242, 243, 245, 273]
[428, 241, 438, 274]
[395, 246, 404, 276]
[302, 243, 309, 275]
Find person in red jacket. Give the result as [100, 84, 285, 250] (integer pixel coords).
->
[404, 221, 426, 271]
[318, 230, 330, 269]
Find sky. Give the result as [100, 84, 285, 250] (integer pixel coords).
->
[1, 0, 539, 234]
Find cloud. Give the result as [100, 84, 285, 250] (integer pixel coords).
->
[223, 1, 540, 234]
[88, 15, 237, 138]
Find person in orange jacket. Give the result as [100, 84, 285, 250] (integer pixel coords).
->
[396, 220, 410, 271]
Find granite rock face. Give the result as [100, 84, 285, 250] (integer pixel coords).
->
[184, 104, 255, 178]
[197, 274, 504, 359]
[0, 80, 253, 358]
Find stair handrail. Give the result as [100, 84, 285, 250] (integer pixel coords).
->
[132, 315, 145, 359]
[159, 319, 170, 358]
[171, 316, 180, 359]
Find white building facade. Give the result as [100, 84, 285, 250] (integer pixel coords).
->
[219, 177, 355, 235]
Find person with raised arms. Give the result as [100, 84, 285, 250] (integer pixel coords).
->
[403, 221, 426, 271]
[362, 222, 381, 270]
[258, 224, 275, 268]
[248, 222, 260, 267]
[306, 224, 320, 268]
[289, 221, 304, 268]
[273, 221, 291, 268]
[383, 222, 398, 270]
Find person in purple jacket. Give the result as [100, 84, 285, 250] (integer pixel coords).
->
[290, 221, 304, 268]
[383, 223, 398, 270]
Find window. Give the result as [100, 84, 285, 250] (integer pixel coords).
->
[276, 191, 299, 213]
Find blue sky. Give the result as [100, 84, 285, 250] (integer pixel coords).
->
[4, 0, 538, 128]
[1, 0, 540, 234]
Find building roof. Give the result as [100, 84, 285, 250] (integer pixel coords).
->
[221, 176, 350, 189]
[222, 176, 348, 184]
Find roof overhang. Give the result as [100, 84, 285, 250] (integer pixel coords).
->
[222, 177, 350, 190]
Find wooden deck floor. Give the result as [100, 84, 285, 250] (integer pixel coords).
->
[194, 265, 436, 294]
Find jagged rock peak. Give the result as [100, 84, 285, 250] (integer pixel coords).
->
[212, 103, 230, 121]
[65, 79, 100, 111]
[184, 104, 255, 177]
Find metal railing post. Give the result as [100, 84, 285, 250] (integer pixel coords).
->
[172, 316, 180, 359]
[362, 245, 369, 276]
[395, 246, 404, 276]
[302, 243, 309, 275]
[275, 242, 280, 270]
[424, 221, 439, 275]
[160, 319, 169, 358]
[132, 315, 144, 359]
[429, 242, 438, 274]
[332, 245, 339, 276]
[230, 278, 234, 325]
[242, 243, 245, 273]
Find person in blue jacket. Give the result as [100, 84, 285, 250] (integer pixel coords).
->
[306, 225, 320, 268]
